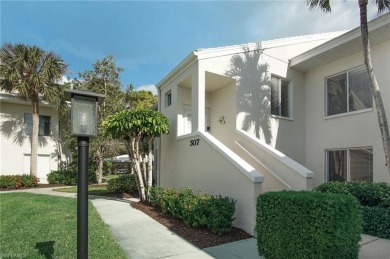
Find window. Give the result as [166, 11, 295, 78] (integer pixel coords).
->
[326, 67, 372, 116]
[165, 91, 172, 107]
[327, 148, 373, 182]
[271, 76, 290, 117]
[24, 114, 51, 136]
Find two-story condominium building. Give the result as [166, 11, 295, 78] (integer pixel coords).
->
[155, 13, 390, 234]
[0, 91, 69, 183]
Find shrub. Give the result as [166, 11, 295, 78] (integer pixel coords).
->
[47, 168, 96, 185]
[106, 175, 137, 194]
[0, 175, 39, 189]
[362, 206, 390, 239]
[256, 191, 362, 259]
[314, 181, 390, 208]
[148, 187, 236, 235]
[315, 181, 390, 239]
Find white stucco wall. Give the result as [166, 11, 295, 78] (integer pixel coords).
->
[304, 40, 390, 186]
[0, 101, 60, 183]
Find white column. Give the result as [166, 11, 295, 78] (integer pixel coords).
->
[191, 63, 205, 132]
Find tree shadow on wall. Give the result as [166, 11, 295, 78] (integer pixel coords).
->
[0, 113, 48, 147]
[226, 44, 272, 144]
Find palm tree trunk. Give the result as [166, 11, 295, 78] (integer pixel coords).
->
[359, 0, 390, 176]
[31, 98, 39, 177]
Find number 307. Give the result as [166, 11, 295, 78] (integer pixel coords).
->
[190, 139, 199, 146]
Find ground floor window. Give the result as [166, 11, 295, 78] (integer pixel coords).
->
[326, 147, 373, 182]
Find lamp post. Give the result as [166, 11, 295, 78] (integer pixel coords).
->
[65, 89, 104, 259]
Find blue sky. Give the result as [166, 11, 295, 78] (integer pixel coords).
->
[1, 0, 383, 94]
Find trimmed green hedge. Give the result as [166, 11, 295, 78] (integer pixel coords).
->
[106, 175, 137, 194]
[256, 191, 362, 259]
[149, 187, 236, 235]
[0, 175, 39, 189]
[47, 169, 96, 185]
[362, 206, 390, 239]
[315, 181, 390, 239]
[314, 181, 390, 208]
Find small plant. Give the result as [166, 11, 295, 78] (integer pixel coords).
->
[0, 175, 39, 189]
[106, 175, 137, 194]
[148, 187, 236, 235]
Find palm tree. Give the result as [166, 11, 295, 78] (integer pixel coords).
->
[0, 43, 67, 177]
[307, 0, 390, 175]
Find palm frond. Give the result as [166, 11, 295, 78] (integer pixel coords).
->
[307, 0, 332, 12]
[374, 0, 390, 13]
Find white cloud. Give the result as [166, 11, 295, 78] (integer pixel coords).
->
[247, 1, 381, 41]
[135, 84, 157, 95]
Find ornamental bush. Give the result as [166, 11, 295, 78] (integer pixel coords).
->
[315, 181, 390, 239]
[148, 187, 236, 235]
[256, 191, 362, 259]
[0, 175, 39, 189]
[106, 175, 137, 194]
[314, 181, 390, 208]
[47, 168, 96, 185]
[362, 206, 390, 239]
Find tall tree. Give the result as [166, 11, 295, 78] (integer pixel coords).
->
[306, 0, 390, 175]
[103, 109, 169, 201]
[125, 84, 157, 109]
[0, 43, 67, 177]
[73, 55, 126, 184]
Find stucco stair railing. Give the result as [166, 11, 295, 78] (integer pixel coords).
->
[236, 129, 314, 191]
[174, 131, 264, 235]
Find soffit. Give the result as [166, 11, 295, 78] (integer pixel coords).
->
[178, 72, 235, 92]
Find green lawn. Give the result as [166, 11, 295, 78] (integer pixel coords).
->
[56, 185, 110, 196]
[0, 193, 128, 259]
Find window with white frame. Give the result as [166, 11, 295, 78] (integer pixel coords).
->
[271, 76, 291, 118]
[165, 91, 172, 107]
[326, 67, 372, 116]
[326, 147, 373, 182]
[24, 113, 51, 136]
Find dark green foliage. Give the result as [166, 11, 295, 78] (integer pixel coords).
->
[148, 187, 236, 235]
[362, 206, 390, 239]
[315, 181, 390, 239]
[106, 175, 137, 194]
[0, 175, 39, 189]
[256, 191, 362, 259]
[47, 169, 96, 185]
[314, 181, 390, 208]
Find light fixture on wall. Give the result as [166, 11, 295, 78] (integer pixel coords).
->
[218, 116, 226, 125]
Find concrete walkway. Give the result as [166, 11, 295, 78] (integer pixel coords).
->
[2, 187, 389, 259]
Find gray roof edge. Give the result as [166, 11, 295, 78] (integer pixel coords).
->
[290, 12, 390, 68]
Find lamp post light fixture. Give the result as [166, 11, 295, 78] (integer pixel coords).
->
[65, 89, 104, 259]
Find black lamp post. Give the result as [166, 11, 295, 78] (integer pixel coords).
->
[65, 89, 104, 259]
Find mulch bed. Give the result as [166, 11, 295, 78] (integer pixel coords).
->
[131, 201, 252, 248]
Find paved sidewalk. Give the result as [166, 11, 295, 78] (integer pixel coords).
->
[2, 187, 389, 259]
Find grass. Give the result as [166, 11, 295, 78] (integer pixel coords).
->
[0, 193, 128, 259]
[56, 185, 110, 196]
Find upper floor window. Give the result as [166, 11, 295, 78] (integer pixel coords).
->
[24, 113, 51, 136]
[326, 147, 373, 182]
[165, 91, 172, 107]
[271, 76, 291, 118]
[326, 67, 372, 116]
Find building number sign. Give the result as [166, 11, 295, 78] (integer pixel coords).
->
[190, 139, 200, 146]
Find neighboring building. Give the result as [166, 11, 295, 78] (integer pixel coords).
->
[156, 13, 390, 234]
[0, 92, 69, 183]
